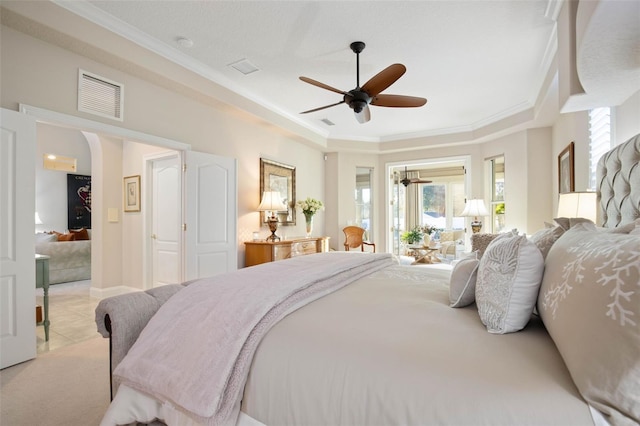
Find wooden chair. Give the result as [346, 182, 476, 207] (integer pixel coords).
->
[343, 226, 376, 252]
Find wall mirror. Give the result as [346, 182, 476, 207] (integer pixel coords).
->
[260, 158, 296, 226]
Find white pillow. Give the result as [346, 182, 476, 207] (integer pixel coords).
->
[476, 233, 544, 334]
[449, 257, 480, 308]
[35, 233, 56, 243]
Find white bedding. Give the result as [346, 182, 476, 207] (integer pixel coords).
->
[103, 262, 594, 426]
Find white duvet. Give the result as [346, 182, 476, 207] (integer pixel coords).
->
[103, 258, 596, 426]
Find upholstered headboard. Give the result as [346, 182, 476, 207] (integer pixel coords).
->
[596, 134, 640, 228]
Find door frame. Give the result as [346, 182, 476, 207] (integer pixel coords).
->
[19, 104, 190, 298]
[143, 150, 183, 289]
[385, 155, 472, 254]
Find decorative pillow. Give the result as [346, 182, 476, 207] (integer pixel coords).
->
[35, 233, 57, 243]
[440, 231, 454, 242]
[598, 218, 640, 234]
[537, 222, 639, 424]
[449, 257, 480, 308]
[69, 227, 90, 240]
[553, 217, 594, 231]
[470, 230, 518, 259]
[476, 233, 544, 334]
[56, 232, 75, 241]
[470, 233, 500, 258]
[529, 224, 565, 259]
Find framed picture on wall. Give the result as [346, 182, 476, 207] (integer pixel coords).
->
[123, 175, 141, 212]
[558, 142, 575, 193]
[260, 158, 296, 225]
[67, 174, 91, 229]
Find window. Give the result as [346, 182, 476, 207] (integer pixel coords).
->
[487, 156, 505, 233]
[355, 167, 373, 240]
[588, 107, 611, 190]
[421, 182, 465, 230]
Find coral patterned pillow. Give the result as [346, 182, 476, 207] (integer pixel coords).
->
[538, 222, 640, 424]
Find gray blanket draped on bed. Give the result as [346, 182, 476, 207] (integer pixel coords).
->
[112, 252, 395, 426]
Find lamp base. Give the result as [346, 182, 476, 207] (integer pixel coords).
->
[265, 216, 281, 242]
[471, 220, 482, 234]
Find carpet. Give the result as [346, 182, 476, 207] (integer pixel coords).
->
[1, 336, 110, 426]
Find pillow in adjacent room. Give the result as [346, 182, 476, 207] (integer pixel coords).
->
[537, 222, 640, 424]
[69, 227, 90, 240]
[476, 233, 544, 333]
[57, 232, 75, 241]
[35, 233, 57, 243]
[529, 224, 565, 260]
[449, 256, 480, 308]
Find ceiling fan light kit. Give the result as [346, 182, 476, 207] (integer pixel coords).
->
[299, 41, 427, 124]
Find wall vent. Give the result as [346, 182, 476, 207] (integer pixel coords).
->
[78, 69, 124, 121]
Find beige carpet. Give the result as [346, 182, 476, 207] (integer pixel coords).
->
[1, 336, 110, 426]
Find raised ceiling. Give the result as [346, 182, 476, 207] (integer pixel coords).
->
[3, 1, 636, 151]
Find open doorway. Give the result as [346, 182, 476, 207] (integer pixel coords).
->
[387, 156, 470, 255]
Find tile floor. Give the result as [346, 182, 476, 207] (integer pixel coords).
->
[35, 280, 102, 354]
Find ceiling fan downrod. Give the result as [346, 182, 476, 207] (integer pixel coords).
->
[350, 41, 365, 89]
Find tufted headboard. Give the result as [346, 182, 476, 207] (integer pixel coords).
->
[596, 134, 640, 227]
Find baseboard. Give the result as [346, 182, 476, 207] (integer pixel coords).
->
[90, 285, 140, 299]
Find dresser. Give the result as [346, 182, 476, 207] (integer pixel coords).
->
[245, 237, 330, 267]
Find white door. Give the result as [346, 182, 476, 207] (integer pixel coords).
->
[0, 108, 37, 369]
[151, 154, 181, 287]
[184, 151, 237, 280]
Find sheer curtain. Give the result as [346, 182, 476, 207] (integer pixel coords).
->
[405, 171, 421, 231]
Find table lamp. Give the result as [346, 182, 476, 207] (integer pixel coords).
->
[257, 191, 288, 242]
[557, 192, 597, 223]
[461, 199, 489, 233]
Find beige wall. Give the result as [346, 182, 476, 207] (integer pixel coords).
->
[4, 21, 639, 292]
[2, 25, 325, 291]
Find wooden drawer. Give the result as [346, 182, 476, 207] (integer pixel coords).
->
[291, 241, 317, 257]
[245, 237, 330, 267]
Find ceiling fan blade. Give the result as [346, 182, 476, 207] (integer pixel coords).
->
[361, 64, 406, 97]
[300, 100, 345, 114]
[299, 76, 347, 95]
[371, 94, 427, 108]
[411, 179, 432, 184]
[355, 104, 371, 123]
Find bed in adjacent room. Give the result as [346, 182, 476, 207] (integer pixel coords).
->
[95, 134, 639, 426]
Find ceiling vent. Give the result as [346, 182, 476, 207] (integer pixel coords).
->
[228, 59, 260, 75]
[320, 118, 335, 126]
[78, 69, 124, 121]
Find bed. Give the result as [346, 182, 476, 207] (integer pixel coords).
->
[95, 134, 640, 426]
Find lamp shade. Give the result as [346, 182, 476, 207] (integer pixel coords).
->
[35, 212, 43, 225]
[557, 192, 597, 223]
[461, 199, 488, 217]
[257, 191, 287, 212]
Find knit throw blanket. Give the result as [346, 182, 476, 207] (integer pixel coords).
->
[113, 252, 395, 425]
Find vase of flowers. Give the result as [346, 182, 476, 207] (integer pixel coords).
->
[421, 224, 443, 248]
[296, 197, 324, 237]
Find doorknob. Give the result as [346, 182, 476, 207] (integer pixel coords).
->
[151, 234, 157, 239]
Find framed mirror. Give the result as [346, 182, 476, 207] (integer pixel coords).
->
[260, 158, 296, 225]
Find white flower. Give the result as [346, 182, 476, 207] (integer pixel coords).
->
[296, 197, 324, 216]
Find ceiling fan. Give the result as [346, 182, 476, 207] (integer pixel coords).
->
[299, 41, 427, 124]
[400, 166, 432, 187]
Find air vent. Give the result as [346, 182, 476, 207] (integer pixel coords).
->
[228, 59, 260, 75]
[320, 118, 335, 126]
[78, 69, 124, 121]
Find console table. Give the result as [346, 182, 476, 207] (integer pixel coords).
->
[35, 254, 50, 341]
[245, 236, 330, 267]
